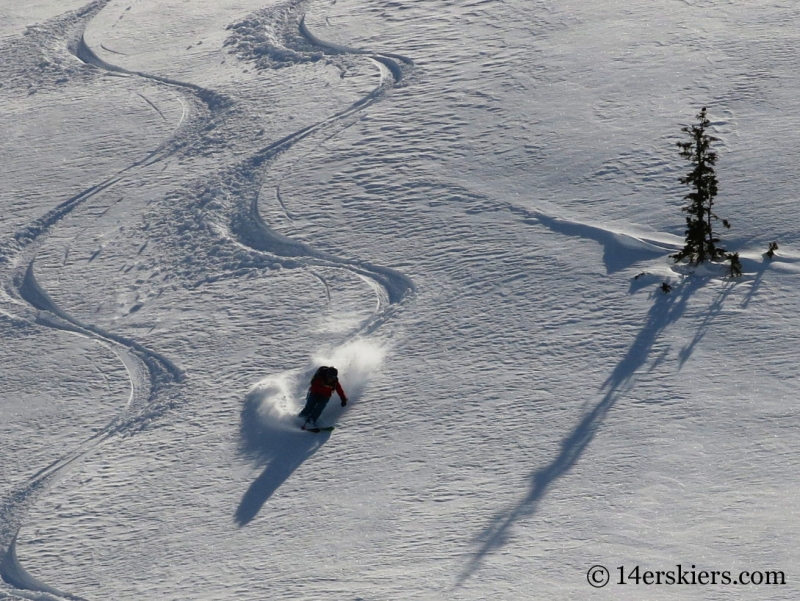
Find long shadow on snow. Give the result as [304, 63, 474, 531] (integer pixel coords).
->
[234, 389, 330, 527]
[739, 254, 772, 310]
[527, 212, 671, 274]
[457, 275, 734, 585]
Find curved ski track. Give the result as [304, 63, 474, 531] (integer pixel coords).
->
[0, 1, 223, 597]
[298, 15, 412, 84]
[228, 13, 416, 336]
[2, 3, 416, 600]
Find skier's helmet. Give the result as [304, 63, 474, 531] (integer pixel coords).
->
[326, 367, 338, 381]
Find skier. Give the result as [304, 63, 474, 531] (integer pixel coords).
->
[299, 366, 347, 428]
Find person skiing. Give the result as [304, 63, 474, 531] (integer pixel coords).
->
[299, 366, 347, 428]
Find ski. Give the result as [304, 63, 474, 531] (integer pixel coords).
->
[302, 425, 335, 433]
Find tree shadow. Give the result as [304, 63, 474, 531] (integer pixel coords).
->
[234, 388, 330, 527]
[739, 255, 772, 310]
[678, 280, 736, 367]
[456, 276, 709, 586]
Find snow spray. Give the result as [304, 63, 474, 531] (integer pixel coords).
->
[245, 339, 386, 436]
[311, 338, 386, 401]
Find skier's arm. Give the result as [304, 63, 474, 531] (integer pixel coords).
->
[336, 381, 347, 406]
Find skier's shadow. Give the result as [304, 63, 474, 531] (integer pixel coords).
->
[234, 388, 330, 527]
[457, 275, 724, 586]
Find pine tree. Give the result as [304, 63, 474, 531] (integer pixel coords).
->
[671, 107, 732, 265]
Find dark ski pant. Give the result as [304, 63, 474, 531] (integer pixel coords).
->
[299, 392, 330, 424]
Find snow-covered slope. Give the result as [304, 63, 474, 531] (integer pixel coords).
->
[2, 0, 799, 599]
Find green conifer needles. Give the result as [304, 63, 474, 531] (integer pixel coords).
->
[671, 108, 740, 276]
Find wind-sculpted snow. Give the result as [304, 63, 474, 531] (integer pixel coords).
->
[3, 1, 416, 595]
[7, 0, 800, 598]
[457, 275, 713, 585]
[17, 261, 184, 387]
[231, 173, 413, 309]
[2, 0, 190, 396]
[0, 1, 115, 263]
[298, 16, 411, 84]
[223, 0, 323, 71]
[8, 178, 120, 256]
[0, 260, 184, 597]
[0, 2, 198, 597]
[0, 0, 112, 94]
[219, 5, 415, 328]
[73, 34, 230, 111]
[1, 534, 88, 601]
[0, 2, 227, 265]
[212, 4, 418, 535]
[225, 2, 412, 83]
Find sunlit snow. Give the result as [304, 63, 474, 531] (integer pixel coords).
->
[2, 0, 799, 599]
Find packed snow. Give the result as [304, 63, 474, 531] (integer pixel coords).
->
[2, 0, 799, 599]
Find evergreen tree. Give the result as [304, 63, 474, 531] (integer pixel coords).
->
[671, 107, 731, 265]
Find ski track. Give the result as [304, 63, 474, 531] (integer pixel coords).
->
[4, 1, 798, 598]
[0, 0, 220, 596]
[1, 2, 416, 599]
[2, 263, 184, 600]
[226, 9, 416, 337]
[298, 14, 411, 84]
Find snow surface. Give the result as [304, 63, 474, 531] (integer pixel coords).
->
[2, 0, 799, 599]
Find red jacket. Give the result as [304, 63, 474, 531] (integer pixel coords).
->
[309, 377, 347, 402]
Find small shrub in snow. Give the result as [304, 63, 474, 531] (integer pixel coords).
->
[728, 252, 743, 277]
[765, 241, 779, 259]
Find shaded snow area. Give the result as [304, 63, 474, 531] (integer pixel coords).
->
[2, 0, 800, 599]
